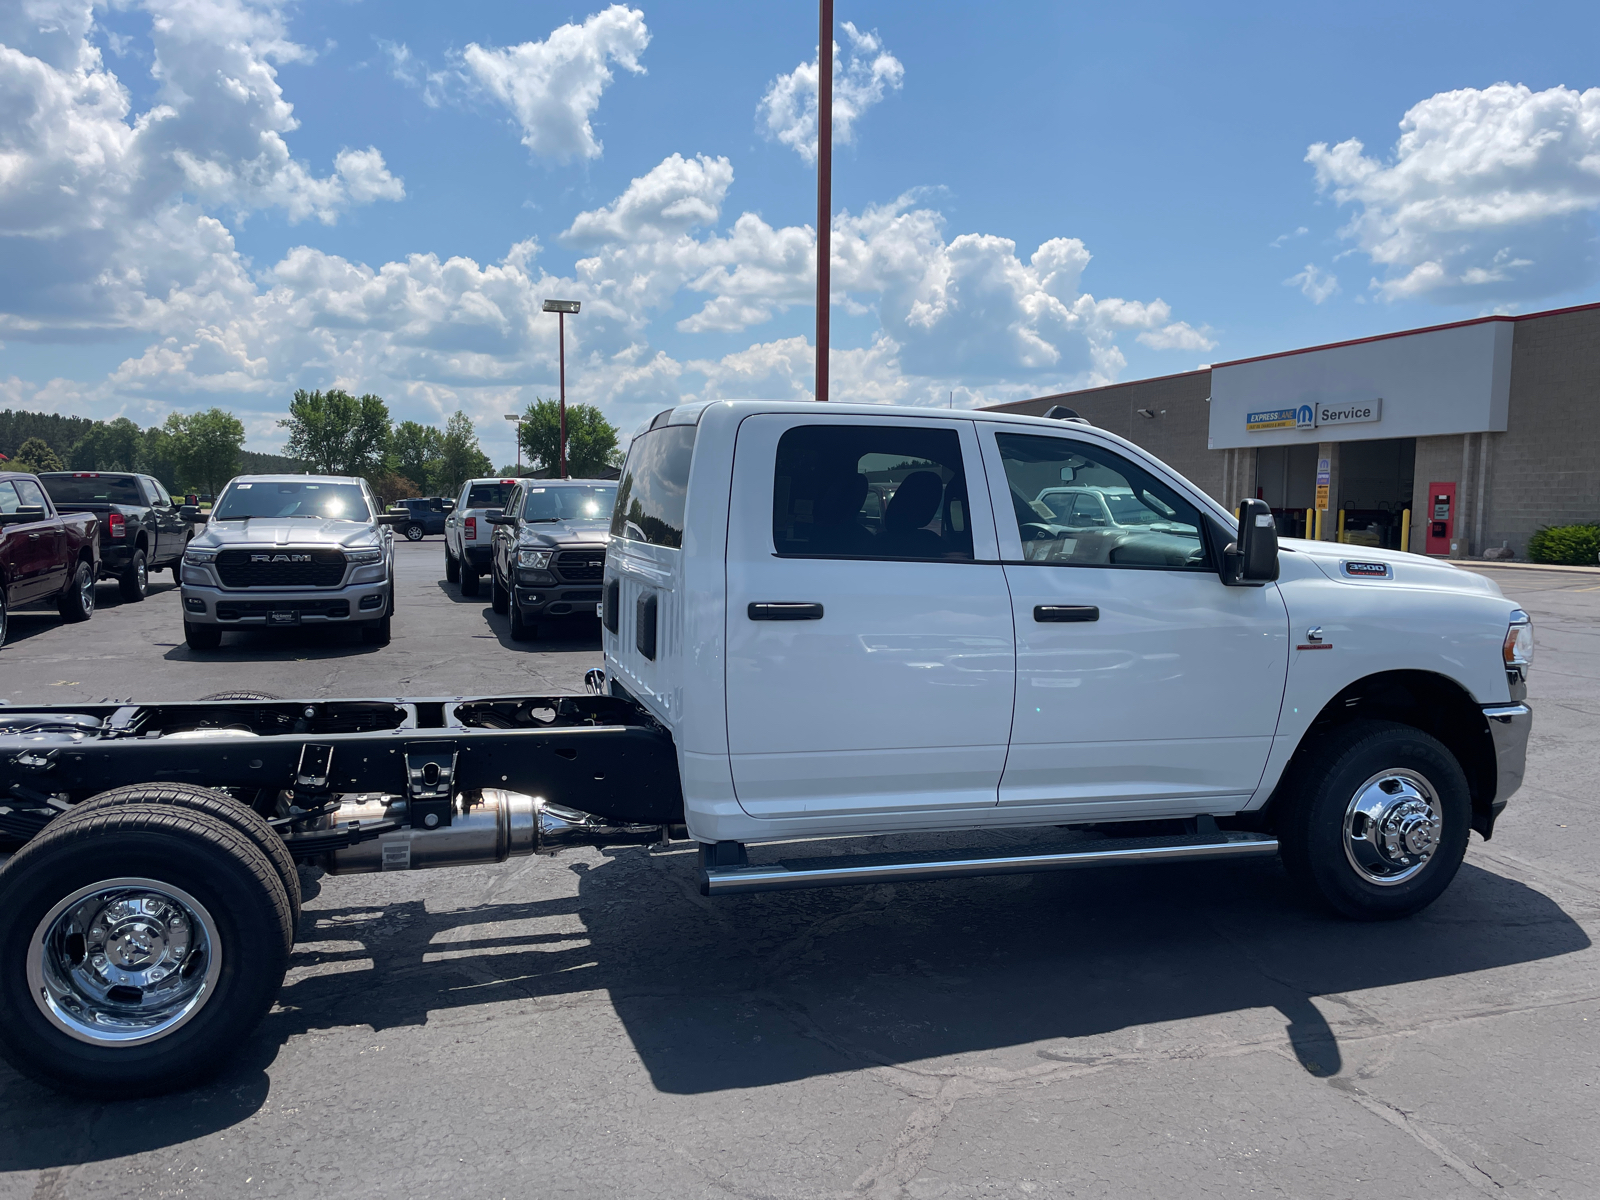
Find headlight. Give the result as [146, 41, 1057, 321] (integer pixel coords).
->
[516, 549, 553, 569]
[347, 548, 384, 565]
[183, 548, 217, 565]
[1503, 610, 1533, 672]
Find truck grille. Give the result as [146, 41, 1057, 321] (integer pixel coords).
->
[216, 548, 346, 588]
[554, 549, 606, 583]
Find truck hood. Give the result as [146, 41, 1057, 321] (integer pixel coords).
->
[1280, 538, 1503, 597]
[192, 518, 382, 549]
[516, 520, 610, 548]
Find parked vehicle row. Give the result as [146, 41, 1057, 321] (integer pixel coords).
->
[442, 475, 615, 640]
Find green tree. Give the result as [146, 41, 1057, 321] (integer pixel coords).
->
[432, 411, 493, 496]
[138, 427, 183, 493]
[166, 409, 245, 496]
[517, 398, 619, 478]
[279, 389, 392, 476]
[9, 437, 65, 473]
[69, 417, 143, 471]
[389, 420, 443, 492]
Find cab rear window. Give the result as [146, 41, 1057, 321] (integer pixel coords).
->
[611, 426, 695, 549]
[465, 483, 515, 509]
[40, 475, 144, 505]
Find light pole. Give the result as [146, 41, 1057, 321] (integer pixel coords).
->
[815, 0, 833, 403]
[504, 412, 523, 472]
[542, 299, 581, 477]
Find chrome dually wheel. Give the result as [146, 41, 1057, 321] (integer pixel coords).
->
[1343, 769, 1443, 886]
[29, 877, 221, 1046]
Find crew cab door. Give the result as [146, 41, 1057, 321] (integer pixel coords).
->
[724, 415, 1014, 819]
[145, 476, 184, 562]
[7, 478, 66, 600]
[978, 427, 1289, 818]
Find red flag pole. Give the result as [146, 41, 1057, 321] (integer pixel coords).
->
[815, 0, 833, 403]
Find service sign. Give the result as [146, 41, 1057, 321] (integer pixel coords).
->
[1314, 398, 1382, 428]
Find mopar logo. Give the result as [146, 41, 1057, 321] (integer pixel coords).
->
[250, 553, 312, 563]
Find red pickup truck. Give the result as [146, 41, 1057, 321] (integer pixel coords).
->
[0, 471, 100, 648]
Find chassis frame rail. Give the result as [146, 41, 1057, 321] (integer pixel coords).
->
[0, 694, 684, 826]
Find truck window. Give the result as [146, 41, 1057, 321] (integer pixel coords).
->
[465, 482, 515, 509]
[611, 426, 695, 548]
[0, 482, 19, 514]
[995, 433, 1208, 569]
[12, 479, 48, 510]
[772, 425, 974, 561]
[213, 481, 371, 522]
[38, 475, 143, 505]
[523, 485, 616, 521]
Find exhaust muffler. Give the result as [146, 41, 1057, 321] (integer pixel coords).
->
[323, 789, 663, 874]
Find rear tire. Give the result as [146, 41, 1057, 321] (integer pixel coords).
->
[460, 567, 480, 597]
[119, 549, 149, 602]
[1277, 720, 1471, 921]
[445, 549, 460, 583]
[491, 567, 510, 615]
[58, 561, 94, 623]
[0, 803, 290, 1096]
[404, 523, 425, 541]
[0, 594, 8, 650]
[198, 691, 282, 701]
[68, 784, 301, 948]
[184, 621, 222, 650]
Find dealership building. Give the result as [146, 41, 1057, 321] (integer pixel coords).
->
[985, 300, 1600, 558]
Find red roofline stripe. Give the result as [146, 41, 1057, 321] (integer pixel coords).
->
[1210, 299, 1600, 370]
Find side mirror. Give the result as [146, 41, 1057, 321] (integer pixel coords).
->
[1223, 498, 1279, 586]
[376, 513, 407, 528]
[178, 505, 201, 522]
[0, 506, 46, 526]
[486, 513, 518, 526]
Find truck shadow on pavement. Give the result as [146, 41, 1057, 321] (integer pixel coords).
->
[0, 851, 1585, 1170]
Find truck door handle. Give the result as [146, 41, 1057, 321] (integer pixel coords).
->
[27, 533, 39, 540]
[1034, 605, 1099, 622]
[748, 602, 824, 621]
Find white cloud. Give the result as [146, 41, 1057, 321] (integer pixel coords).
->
[1269, 226, 1308, 248]
[1285, 263, 1339, 304]
[461, 4, 648, 162]
[758, 21, 904, 165]
[1307, 83, 1600, 302]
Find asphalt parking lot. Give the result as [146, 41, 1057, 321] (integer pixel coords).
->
[0, 553, 1596, 1199]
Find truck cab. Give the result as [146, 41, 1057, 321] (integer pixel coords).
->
[444, 477, 518, 597]
[486, 479, 616, 640]
[603, 401, 1532, 918]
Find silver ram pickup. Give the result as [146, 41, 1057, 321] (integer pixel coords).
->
[178, 474, 400, 650]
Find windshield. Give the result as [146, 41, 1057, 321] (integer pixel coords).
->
[1102, 492, 1175, 526]
[213, 481, 371, 522]
[39, 475, 145, 505]
[522, 485, 616, 522]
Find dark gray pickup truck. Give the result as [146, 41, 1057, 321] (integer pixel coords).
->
[37, 472, 195, 601]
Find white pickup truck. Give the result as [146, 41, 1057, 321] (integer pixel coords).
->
[0, 401, 1531, 1096]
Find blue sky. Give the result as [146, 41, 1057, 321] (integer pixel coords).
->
[3, 1, 1599, 463]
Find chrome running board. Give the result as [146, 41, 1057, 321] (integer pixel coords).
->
[700, 832, 1280, 896]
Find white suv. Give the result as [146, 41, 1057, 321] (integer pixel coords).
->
[444, 476, 519, 596]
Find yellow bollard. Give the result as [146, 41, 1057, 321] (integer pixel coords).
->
[1337, 509, 1346, 544]
[1305, 508, 1313, 539]
[1314, 508, 1324, 541]
[1400, 508, 1410, 553]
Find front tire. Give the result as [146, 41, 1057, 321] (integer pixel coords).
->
[58, 561, 94, 623]
[404, 523, 425, 541]
[119, 549, 149, 602]
[0, 803, 291, 1096]
[184, 621, 222, 650]
[491, 567, 510, 615]
[509, 601, 536, 641]
[1278, 720, 1471, 920]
